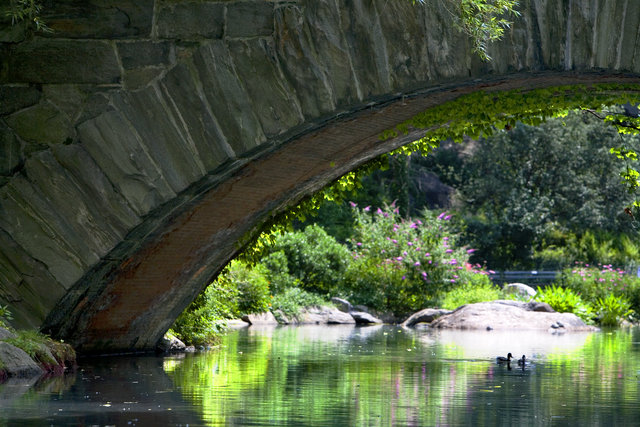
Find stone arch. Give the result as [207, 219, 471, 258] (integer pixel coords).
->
[1, 0, 639, 352]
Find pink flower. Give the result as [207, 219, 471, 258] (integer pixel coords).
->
[438, 212, 446, 220]
[414, 261, 421, 266]
[349, 201, 357, 207]
[446, 249, 453, 253]
[467, 249, 476, 254]
[450, 259, 457, 265]
[364, 206, 371, 212]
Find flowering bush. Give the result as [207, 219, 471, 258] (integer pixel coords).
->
[555, 262, 639, 324]
[343, 203, 491, 316]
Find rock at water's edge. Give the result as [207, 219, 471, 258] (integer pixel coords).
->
[0, 342, 44, 378]
[350, 311, 382, 324]
[401, 308, 452, 327]
[243, 311, 279, 325]
[430, 300, 597, 332]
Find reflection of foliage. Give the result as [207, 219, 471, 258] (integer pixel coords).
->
[165, 327, 640, 425]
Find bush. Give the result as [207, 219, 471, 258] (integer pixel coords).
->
[595, 294, 633, 326]
[534, 285, 594, 323]
[171, 278, 240, 346]
[439, 278, 501, 310]
[268, 225, 350, 295]
[222, 260, 271, 316]
[270, 287, 329, 321]
[558, 263, 640, 316]
[343, 203, 490, 316]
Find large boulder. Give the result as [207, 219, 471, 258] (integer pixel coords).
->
[0, 327, 16, 340]
[430, 300, 597, 332]
[298, 306, 356, 324]
[157, 334, 186, 353]
[0, 342, 44, 378]
[242, 312, 279, 325]
[401, 308, 452, 327]
[503, 283, 537, 299]
[350, 311, 383, 325]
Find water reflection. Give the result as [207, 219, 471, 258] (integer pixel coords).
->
[163, 325, 640, 426]
[2, 326, 640, 426]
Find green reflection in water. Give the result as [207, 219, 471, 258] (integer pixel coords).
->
[165, 325, 640, 426]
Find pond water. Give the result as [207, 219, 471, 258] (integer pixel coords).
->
[2, 325, 640, 426]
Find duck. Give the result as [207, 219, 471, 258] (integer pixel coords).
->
[496, 353, 513, 363]
[517, 355, 526, 366]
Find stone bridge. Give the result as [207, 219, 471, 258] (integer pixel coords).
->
[1, 0, 639, 352]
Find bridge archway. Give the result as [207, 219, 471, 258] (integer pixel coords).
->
[1, 0, 639, 352]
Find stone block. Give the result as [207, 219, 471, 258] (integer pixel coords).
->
[0, 121, 22, 176]
[4, 40, 120, 84]
[227, 38, 303, 137]
[117, 41, 173, 69]
[0, 85, 41, 115]
[156, 2, 224, 40]
[5, 102, 73, 145]
[226, 2, 274, 38]
[192, 41, 266, 153]
[77, 110, 177, 216]
[0, 342, 44, 378]
[42, 0, 154, 38]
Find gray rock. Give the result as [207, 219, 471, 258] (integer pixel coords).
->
[242, 312, 279, 325]
[0, 121, 22, 176]
[5, 39, 120, 84]
[504, 283, 537, 299]
[331, 297, 353, 313]
[226, 319, 250, 329]
[430, 301, 597, 332]
[155, 2, 224, 40]
[350, 311, 382, 325]
[157, 334, 186, 353]
[226, 2, 274, 38]
[0, 85, 41, 115]
[401, 308, 452, 327]
[117, 41, 173, 70]
[0, 327, 16, 341]
[294, 306, 356, 325]
[0, 342, 44, 378]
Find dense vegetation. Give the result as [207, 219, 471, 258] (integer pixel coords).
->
[172, 106, 640, 345]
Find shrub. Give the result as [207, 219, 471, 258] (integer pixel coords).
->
[268, 225, 350, 295]
[172, 273, 241, 346]
[223, 260, 271, 316]
[595, 294, 633, 327]
[344, 203, 490, 316]
[439, 278, 501, 310]
[558, 263, 640, 315]
[271, 287, 329, 321]
[0, 304, 12, 328]
[534, 285, 594, 323]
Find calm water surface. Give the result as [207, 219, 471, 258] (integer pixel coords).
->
[1, 325, 640, 426]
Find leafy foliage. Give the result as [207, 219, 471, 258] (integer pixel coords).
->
[4, 0, 51, 32]
[271, 287, 329, 322]
[595, 294, 633, 327]
[534, 285, 594, 323]
[557, 263, 640, 324]
[343, 204, 491, 316]
[265, 225, 351, 296]
[439, 279, 502, 310]
[413, 0, 520, 61]
[0, 304, 12, 328]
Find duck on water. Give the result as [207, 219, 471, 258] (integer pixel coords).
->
[496, 353, 513, 363]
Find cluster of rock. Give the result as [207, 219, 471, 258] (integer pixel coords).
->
[159, 284, 599, 352]
[235, 297, 384, 328]
[0, 327, 76, 381]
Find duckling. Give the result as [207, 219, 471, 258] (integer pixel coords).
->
[517, 355, 526, 366]
[496, 353, 513, 363]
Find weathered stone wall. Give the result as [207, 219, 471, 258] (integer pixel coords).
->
[0, 0, 639, 351]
